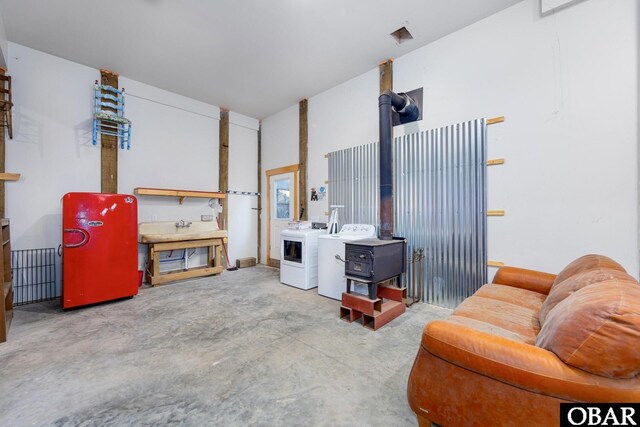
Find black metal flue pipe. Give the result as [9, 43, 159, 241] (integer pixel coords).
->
[378, 90, 419, 240]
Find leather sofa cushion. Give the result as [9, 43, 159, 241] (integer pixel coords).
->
[445, 315, 530, 343]
[453, 296, 540, 344]
[540, 269, 638, 325]
[475, 283, 546, 311]
[536, 280, 640, 378]
[553, 254, 625, 286]
[492, 267, 557, 295]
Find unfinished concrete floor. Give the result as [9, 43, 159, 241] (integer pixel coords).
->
[0, 265, 451, 426]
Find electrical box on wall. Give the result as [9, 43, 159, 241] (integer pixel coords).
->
[393, 87, 423, 127]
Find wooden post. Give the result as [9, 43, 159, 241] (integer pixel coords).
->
[0, 68, 5, 217]
[298, 99, 308, 221]
[100, 70, 118, 194]
[257, 121, 262, 263]
[219, 109, 229, 231]
[379, 59, 393, 94]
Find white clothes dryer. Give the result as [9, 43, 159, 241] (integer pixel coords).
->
[280, 228, 326, 290]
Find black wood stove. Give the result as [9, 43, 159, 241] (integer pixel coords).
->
[344, 238, 406, 300]
[340, 90, 417, 303]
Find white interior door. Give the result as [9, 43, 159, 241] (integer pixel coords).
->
[269, 172, 295, 263]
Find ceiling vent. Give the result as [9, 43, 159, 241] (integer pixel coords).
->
[390, 26, 413, 44]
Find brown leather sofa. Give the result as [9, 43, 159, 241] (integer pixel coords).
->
[407, 254, 640, 427]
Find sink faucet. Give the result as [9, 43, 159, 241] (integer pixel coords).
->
[175, 220, 192, 228]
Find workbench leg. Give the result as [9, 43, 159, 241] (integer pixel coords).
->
[208, 245, 214, 268]
[146, 245, 153, 284]
[215, 243, 223, 268]
[151, 244, 160, 287]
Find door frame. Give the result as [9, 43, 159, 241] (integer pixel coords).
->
[266, 164, 299, 268]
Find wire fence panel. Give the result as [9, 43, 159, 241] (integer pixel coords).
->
[11, 248, 58, 306]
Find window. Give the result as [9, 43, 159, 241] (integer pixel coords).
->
[274, 178, 291, 220]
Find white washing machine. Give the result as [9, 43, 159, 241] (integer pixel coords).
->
[280, 228, 326, 290]
[317, 224, 377, 300]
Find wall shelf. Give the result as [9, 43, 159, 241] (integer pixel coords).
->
[134, 187, 226, 204]
[0, 173, 20, 181]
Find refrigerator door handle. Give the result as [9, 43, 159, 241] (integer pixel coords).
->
[63, 228, 89, 248]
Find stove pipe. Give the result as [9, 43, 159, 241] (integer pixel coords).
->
[378, 90, 419, 240]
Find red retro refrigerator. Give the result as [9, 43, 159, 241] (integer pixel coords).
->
[62, 193, 138, 309]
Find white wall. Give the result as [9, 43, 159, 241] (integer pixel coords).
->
[259, 103, 299, 263]
[394, 0, 638, 278]
[261, 0, 639, 278]
[228, 112, 259, 264]
[0, 7, 7, 68]
[117, 77, 220, 270]
[307, 68, 379, 222]
[7, 43, 100, 254]
[6, 43, 259, 284]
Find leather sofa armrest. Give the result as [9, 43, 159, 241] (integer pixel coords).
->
[422, 320, 640, 402]
[492, 266, 556, 295]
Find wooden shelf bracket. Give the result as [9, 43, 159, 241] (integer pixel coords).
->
[486, 116, 505, 125]
[487, 159, 505, 166]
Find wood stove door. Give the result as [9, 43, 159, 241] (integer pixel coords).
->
[345, 249, 373, 280]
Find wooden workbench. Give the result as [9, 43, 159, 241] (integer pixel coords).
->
[146, 238, 224, 286]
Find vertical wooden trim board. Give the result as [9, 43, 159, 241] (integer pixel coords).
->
[379, 59, 393, 94]
[293, 171, 299, 221]
[266, 169, 271, 265]
[219, 109, 229, 232]
[100, 70, 118, 194]
[298, 99, 308, 221]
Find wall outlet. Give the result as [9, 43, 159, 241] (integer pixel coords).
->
[201, 215, 213, 222]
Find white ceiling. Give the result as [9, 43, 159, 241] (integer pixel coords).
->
[0, 0, 522, 119]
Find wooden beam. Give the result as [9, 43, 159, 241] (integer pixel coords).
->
[486, 116, 505, 125]
[379, 59, 393, 93]
[219, 109, 229, 232]
[257, 122, 262, 264]
[0, 68, 5, 217]
[487, 158, 505, 166]
[299, 99, 308, 221]
[487, 210, 505, 216]
[151, 238, 223, 252]
[100, 70, 118, 194]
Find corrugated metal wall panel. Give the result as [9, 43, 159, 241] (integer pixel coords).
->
[327, 119, 487, 308]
